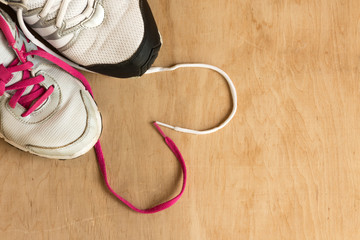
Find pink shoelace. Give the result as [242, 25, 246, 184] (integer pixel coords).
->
[0, 24, 54, 117]
[0, 58, 54, 117]
[34, 50, 187, 214]
[0, 15, 186, 214]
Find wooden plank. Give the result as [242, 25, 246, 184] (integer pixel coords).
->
[1, 0, 360, 239]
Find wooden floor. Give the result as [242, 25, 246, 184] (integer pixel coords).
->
[1, 0, 360, 239]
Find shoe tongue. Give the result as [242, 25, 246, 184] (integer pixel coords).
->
[0, 32, 16, 67]
[0, 17, 31, 95]
[0, 31, 25, 92]
[0, 9, 44, 106]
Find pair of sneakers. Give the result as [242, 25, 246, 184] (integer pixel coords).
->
[0, 0, 237, 213]
[0, 0, 163, 159]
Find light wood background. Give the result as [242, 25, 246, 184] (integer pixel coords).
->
[1, 0, 360, 239]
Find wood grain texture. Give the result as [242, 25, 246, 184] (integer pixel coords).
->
[1, 0, 360, 239]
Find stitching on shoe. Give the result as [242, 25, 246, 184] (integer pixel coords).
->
[26, 90, 90, 150]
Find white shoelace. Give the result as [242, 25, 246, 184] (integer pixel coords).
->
[15, 7, 237, 135]
[15, 0, 94, 69]
[147, 64, 237, 135]
[17, 7, 91, 71]
[39, 0, 94, 28]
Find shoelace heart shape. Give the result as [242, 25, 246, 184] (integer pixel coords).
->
[0, 9, 237, 214]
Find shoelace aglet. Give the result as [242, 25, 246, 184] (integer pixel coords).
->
[155, 121, 175, 130]
[153, 121, 186, 137]
[154, 121, 192, 134]
[153, 121, 168, 138]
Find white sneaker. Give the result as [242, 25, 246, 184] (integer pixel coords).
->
[1, 0, 162, 78]
[0, 9, 102, 159]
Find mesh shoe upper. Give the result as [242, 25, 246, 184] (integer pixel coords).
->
[11, 0, 146, 66]
[0, 9, 102, 159]
[62, 0, 145, 66]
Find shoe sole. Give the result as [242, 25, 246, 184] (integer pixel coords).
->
[86, 0, 162, 78]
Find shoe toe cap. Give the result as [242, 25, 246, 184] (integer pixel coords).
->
[27, 90, 102, 159]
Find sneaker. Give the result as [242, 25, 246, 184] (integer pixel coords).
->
[1, 0, 162, 78]
[0, 9, 102, 159]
